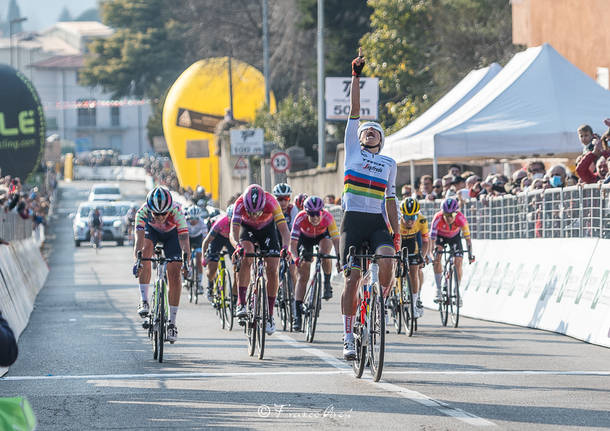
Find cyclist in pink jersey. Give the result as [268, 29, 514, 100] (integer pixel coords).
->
[202, 205, 235, 298]
[290, 196, 341, 330]
[430, 197, 475, 303]
[230, 184, 290, 335]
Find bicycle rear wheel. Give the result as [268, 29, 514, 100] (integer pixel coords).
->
[256, 277, 267, 360]
[450, 266, 460, 328]
[194, 258, 200, 304]
[351, 321, 366, 378]
[220, 270, 231, 330]
[305, 272, 321, 343]
[247, 287, 257, 357]
[440, 269, 450, 327]
[368, 284, 385, 382]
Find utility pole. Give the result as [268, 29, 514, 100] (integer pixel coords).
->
[9, 17, 27, 68]
[317, 0, 325, 168]
[262, 0, 270, 108]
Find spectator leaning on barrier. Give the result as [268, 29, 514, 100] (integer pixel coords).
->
[547, 164, 568, 188]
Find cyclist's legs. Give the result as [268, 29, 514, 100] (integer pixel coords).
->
[264, 257, 280, 314]
[409, 265, 419, 294]
[319, 237, 333, 275]
[376, 245, 395, 297]
[455, 256, 463, 283]
[206, 260, 219, 282]
[236, 240, 255, 305]
[138, 238, 155, 285]
[167, 261, 182, 307]
[295, 260, 311, 302]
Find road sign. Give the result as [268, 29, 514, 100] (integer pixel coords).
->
[233, 157, 248, 178]
[230, 128, 264, 156]
[325, 77, 379, 121]
[271, 152, 291, 173]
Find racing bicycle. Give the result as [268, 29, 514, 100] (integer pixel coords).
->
[212, 251, 235, 330]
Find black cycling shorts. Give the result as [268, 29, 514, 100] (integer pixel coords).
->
[144, 224, 181, 260]
[206, 235, 235, 262]
[298, 232, 330, 262]
[340, 211, 393, 268]
[402, 238, 424, 266]
[239, 222, 281, 254]
[189, 234, 203, 251]
[435, 235, 464, 257]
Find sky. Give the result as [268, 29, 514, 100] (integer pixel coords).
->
[1, 0, 98, 32]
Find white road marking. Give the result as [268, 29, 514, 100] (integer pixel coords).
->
[275, 333, 500, 426]
[0, 370, 349, 381]
[383, 370, 610, 376]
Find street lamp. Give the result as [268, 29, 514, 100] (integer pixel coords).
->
[9, 16, 28, 68]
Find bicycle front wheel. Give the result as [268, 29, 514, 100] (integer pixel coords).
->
[368, 284, 385, 382]
[256, 277, 267, 360]
[157, 282, 166, 363]
[449, 266, 460, 328]
[278, 272, 288, 331]
[440, 270, 450, 327]
[391, 288, 401, 334]
[401, 277, 415, 337]
[247, 287, 257, 357]
[194, 258, 200, 304]
[305, 272, 321, 343]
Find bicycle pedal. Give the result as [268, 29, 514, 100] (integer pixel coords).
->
[142, 321, 150, 329]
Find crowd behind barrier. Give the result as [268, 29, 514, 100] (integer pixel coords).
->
[419, 183, 610, 240]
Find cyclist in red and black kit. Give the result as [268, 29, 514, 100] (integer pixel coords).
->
[230, 184, 291, 335]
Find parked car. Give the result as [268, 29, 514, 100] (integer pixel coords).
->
[88, 183, 121, 202]
[72, 202, 127, 247]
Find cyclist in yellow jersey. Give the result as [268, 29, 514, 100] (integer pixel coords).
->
[399, 198, 430, 318]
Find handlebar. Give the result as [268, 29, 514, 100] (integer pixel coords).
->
[344, 245, 403, 278]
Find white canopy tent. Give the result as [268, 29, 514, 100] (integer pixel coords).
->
[384, 63, 501, 155]
[388, 43, 610, 178]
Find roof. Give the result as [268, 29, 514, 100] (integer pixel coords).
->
[29, 55, 84, 69]
[389, 43, 610, 162]
[52, 22, 113, 38]
[0, 34, 79, 55]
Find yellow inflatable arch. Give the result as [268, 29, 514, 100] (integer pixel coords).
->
[162, 57, 275, 200]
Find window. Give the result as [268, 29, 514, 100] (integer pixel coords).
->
[77, 99, 96, 127]
[110, 106, 120, 126]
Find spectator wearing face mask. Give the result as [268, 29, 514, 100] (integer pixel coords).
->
[527, 160, 546, 180]
[547, 164, 568, 188]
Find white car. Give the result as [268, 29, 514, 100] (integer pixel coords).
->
[88, 183, 122, 202]
[72, 202, 127, 247]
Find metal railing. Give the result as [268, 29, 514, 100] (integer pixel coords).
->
[419, 184, 610, 240]
[0, 211, 35, 242]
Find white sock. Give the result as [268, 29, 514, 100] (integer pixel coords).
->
[343, 315, 355, 341]
[170, 306, 179, 325]
[139, 284, 149, 302]
[434, 273, 442, 292]
[413, 292, 419, 305]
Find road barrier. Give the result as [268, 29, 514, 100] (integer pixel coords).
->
[0, 233, 48, 376]
[419, 237, 610, 348]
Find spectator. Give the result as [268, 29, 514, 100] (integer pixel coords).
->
[400, 184, 412, 198]
[575, 138, 610, 184]
[428, 179, 443, 201]
[577, 124, 600, 154]
[447, 164, 461, 177]
[465, 175, 481, 198]
[547, 164, 568, 188]
[527, 160, 546, 179]
[441, 175, 453, 194]
[324, 194, 336, 205]
[0, 311, 18, 366]
[419, 175, 433, 198]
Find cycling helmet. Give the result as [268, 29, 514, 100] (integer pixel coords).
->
[226, 204, 234, 219]
[186, 205, 202, 220]
[243, 184, 266, 213]
[357, 121, 385, 151]
[400, 197, 420, 216]
[294, 193, 308, 211]
[441, 197, 459, 214]
[147, 186, 173, 213]
[272, 183, 292, 197]
[304, 196, 324, 213]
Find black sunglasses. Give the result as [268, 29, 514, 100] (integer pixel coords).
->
[307, 210, 321, 217]
[152, 212, 167, 217]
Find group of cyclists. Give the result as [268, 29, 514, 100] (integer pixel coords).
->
[130, 49, 474, 360]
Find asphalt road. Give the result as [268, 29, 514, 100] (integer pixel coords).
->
[2, 181, 610, 430]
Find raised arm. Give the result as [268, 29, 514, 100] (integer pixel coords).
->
[349, 47, 364, 117]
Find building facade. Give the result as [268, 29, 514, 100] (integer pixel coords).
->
[0, 21, 152, 154]
[512, 0, 610, 88]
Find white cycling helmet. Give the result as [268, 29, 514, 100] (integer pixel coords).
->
[186, 205, 202, 220]
[357, 121, 385, 152]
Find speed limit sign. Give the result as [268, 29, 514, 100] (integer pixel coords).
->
[271, 152, 291, 173]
